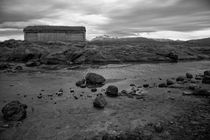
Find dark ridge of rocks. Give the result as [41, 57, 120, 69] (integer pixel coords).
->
[2, 101, 27, 121]
[192, 89, 210, 96]
[158, 83, 167, 88]
[176, 76, 185, 82]
[0, 63, 12, 70]
[105, 85, 119, 97]
[25, 60, 41, 67]
[93, 94, 107, 108]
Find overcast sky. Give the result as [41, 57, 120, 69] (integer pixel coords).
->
[0, 0, 210, 41]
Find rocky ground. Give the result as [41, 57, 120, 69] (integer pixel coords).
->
[0, 37, 210, 66]
[0, 61, 210, 140]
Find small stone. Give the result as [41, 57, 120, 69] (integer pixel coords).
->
[37, 95, 42, 99]
[186, 72, 193, 79]
[74, 96, 78, 100]
[166, 79, 175, 86]
[183, 91, 193, 96]
[130, 84, 136, 87]
[143, 84, 149, 88]
[195, 75, 203, 80]
[15, 66, 23, 70]
[154, 122, 163, 133]
[91, 88, 97, 92]
[70, 89, 74, 93]
[76, 79, 86, 88]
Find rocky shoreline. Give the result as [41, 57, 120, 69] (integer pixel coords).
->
[1, 38, 210, 66]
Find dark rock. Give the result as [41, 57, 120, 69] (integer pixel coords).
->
[188, 84, 200, 90]
[2, 101, 27, 121]
[85, 73, 105, 86]
[158, 83, 167, 88]
[70, 89, 74, 93]
[202, 76, 210, 84]
[15, 66, 23, 70]
[0, 63, 12, 70]
[186, 72, 193, 79]
[74, 96, 78, 100]
[176, 76, 185, 82]
[37, 94, 42, 99]
[91, 88, 97, 92]
[143, 84, 149, 88]
[25, 60, 40, 67]
[154, 122, 163, 133]
[166, 79, 175, 85]
[195, 75, 203, 80]
[105, 85, 119, 97]
[93, 94, 107, 108]
[193, 89, 210, 96]
[56, 89, 63, 96]
[76, 79, 86, 88]
[130, 84, 136, 87]
[204, 70, 210, 76]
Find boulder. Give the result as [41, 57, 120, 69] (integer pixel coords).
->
[85, 73, 105, 86]
[105, 85, 119, 97]
[93, 94, 107, 108]
[176, 76, 185, 82]
[158, 83, 167, 88]
[166, 79, 175, 85]
[2, 101, 27, 121]
[186, 73, 193, 79]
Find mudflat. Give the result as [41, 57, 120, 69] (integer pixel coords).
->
[0, 61, 210, 140]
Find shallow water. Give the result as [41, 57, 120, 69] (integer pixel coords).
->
[0, 61, 210, 99]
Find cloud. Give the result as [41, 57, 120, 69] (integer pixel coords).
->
[0, 0, 210, 40]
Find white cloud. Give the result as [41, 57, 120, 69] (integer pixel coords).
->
[137, 28, 210, 40]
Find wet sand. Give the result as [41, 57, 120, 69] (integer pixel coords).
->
[0, 61, 210, 140]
